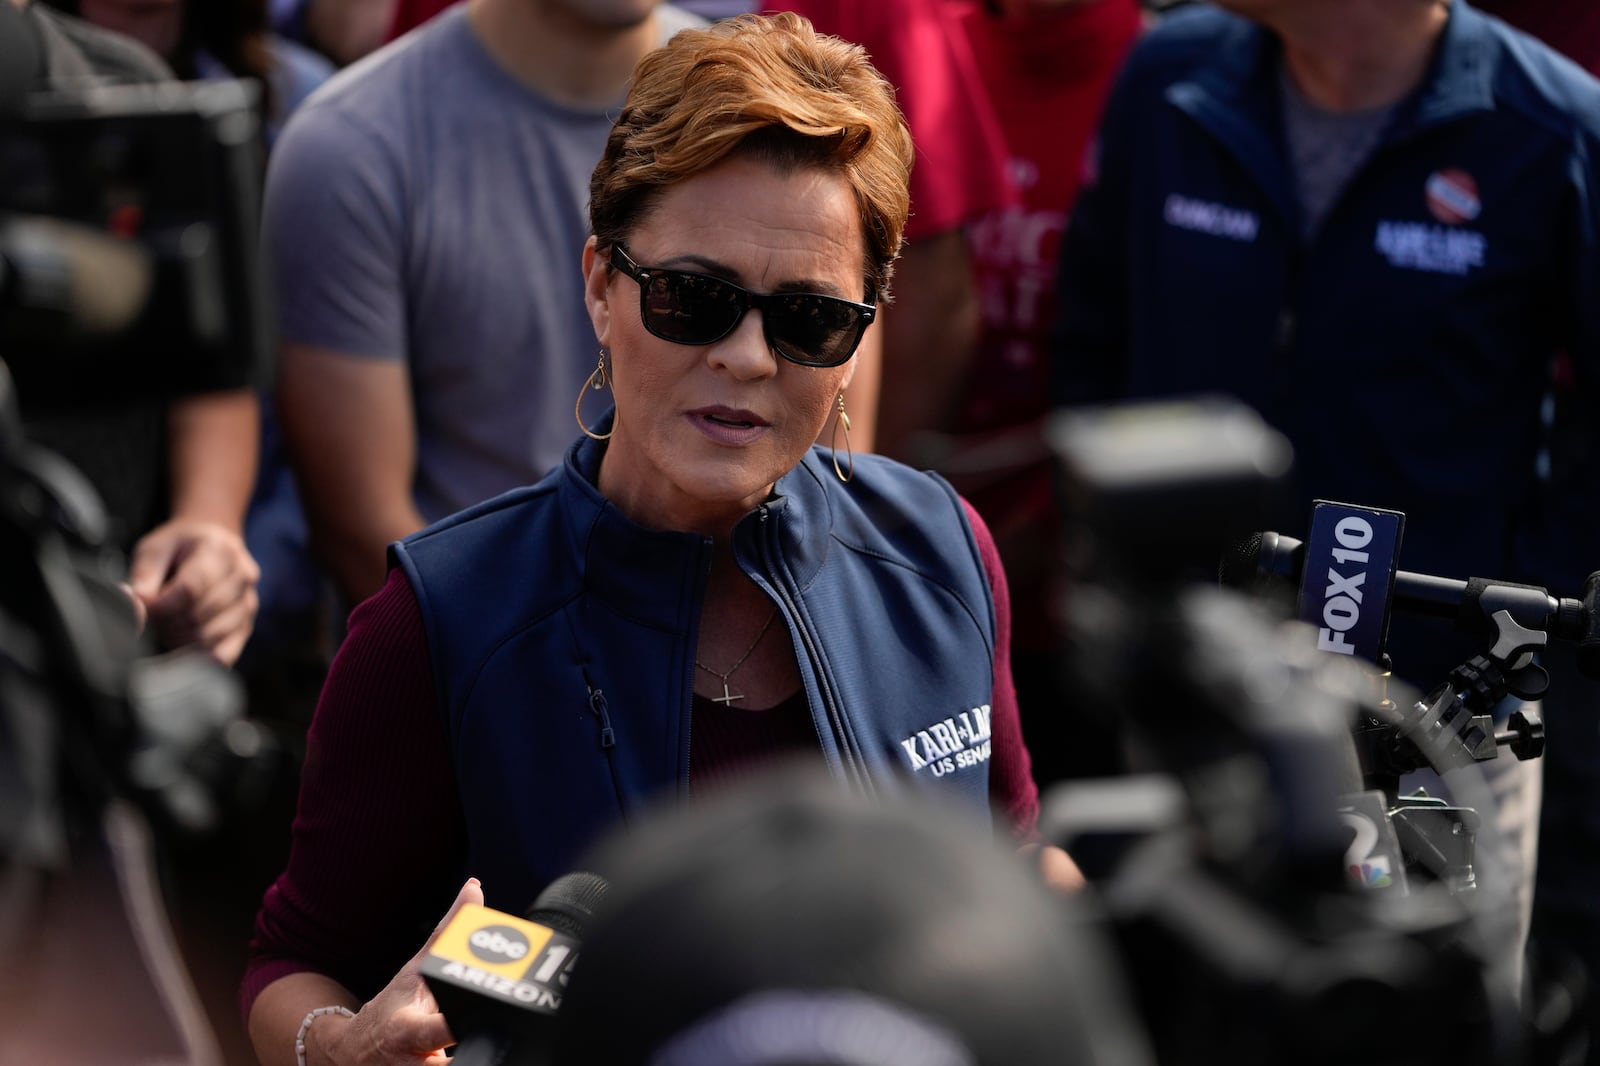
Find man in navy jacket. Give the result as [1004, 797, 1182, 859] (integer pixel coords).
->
[1053, 0, 1600, 1035]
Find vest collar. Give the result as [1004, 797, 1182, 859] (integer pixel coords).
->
[556, 429, 837, 626]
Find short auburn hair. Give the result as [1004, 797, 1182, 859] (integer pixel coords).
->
[589, 12, 914, 301]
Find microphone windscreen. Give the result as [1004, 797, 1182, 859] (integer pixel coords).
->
[526, 871, 609, 939]
[1218, 532, 1265, 588]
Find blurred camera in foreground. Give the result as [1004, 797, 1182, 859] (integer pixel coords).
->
[553, 764, 1152, 1066]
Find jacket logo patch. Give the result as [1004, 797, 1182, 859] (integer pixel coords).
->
[1425, 169, 1481, 225]
[1163, 194, 1260, 242]
[1375, 221, 1486, 276]
[899, 706, 992, 778]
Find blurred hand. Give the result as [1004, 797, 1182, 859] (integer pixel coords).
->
[128, 518, 260, 666]
[1021, 842, 1087, 894]
[319, 878, 486, 1066]
[120, 582, 148, 633]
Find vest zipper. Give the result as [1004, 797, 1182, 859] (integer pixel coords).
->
[752, 506, 867, 792]
[585, 679, 616, 749]
[582, 667, 627, 819]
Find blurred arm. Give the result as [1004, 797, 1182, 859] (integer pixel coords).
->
[167, 389, 258, 529]
[263, 95, 418, 606]
[277, 343, 424, 607]
[128, 389, 261, 665]
[872, 229, 981, 461]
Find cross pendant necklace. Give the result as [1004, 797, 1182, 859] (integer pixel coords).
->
[696, 607, 779, 706]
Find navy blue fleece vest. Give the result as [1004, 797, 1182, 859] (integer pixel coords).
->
[393, 437, 998, 911]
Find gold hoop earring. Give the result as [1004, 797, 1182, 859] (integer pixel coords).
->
[829, 392, 853, 483]
[576, 348, 615, 441]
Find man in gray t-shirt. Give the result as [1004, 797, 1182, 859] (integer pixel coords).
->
[266, 0, 702, 606]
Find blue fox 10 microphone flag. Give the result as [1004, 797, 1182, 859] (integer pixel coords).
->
[1297, 500, 1405, 666]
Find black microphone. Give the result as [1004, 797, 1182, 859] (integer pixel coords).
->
[0, 3, 44, 117]
[1222, 528, 1600, 676]
[423, 872, 610, 1066]
[525, 870, 609, 938]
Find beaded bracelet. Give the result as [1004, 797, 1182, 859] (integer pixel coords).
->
[295, 1004, 355, 1066]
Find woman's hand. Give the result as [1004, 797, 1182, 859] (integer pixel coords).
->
[303, 878, 486, 1066]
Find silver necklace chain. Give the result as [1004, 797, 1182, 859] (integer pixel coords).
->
[695, 607, 779, 705]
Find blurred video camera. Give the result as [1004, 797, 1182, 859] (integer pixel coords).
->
[1, 75, 270, 404]
[0, 21, 279, 1056]
[1041, 397, 1599, 1065]
[1, 66, 273, 853]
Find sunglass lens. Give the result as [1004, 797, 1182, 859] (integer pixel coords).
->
[769, 293, 862, 366]
[646, 272, 744, 344]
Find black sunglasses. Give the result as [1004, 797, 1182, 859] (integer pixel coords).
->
[609, 244, 875, 369]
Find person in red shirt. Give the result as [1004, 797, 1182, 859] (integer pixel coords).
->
[383, 0, 446, 39]
[780, 0, 1018, 459]
[939, 0, 1143, 788]
[1476, 0, 1600, 75]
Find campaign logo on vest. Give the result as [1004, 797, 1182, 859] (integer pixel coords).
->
[899, 705, 993, 779]
[1425, 168, 1481, 225]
